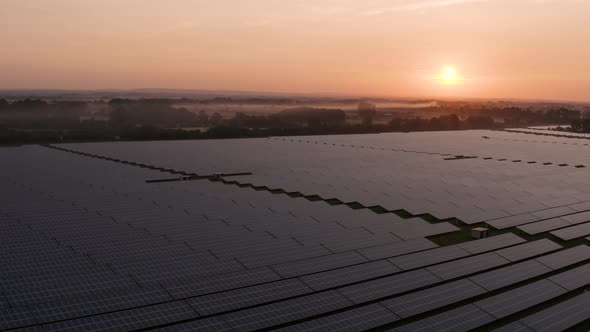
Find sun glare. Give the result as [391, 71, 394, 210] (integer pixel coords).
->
[432, 66, 462, 86]
[443, 67, 456, 81]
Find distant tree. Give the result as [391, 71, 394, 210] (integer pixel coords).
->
[196, 110, 209, 125]
[278, 107, 345, 128]
[571, 119, 582, 132]
[545, 108, 580, 124]
[0, 98, 8, 110]
[109, 108, 131, 128]
[11, 99, 49, 111]
[388, 118, 402, 130]
[438, 114, 460, 130]
[232, 112, 248, 126]
[465, 115, 495, 129]
[108, 98, 130, 105]
[357, 102, 377, 126]
[428, 117, 441, 130]
[209, 112, 223, 126]
[405, 117, 428, 131]
[571, 119, 590, 133]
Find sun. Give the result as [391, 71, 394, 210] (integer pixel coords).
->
[443, 67, 456, 81]
[431, 66, 464, 85]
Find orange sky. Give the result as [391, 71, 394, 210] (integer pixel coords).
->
[1, 0, 589, 101]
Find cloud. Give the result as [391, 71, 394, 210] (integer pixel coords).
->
[362, 0, 489, 15]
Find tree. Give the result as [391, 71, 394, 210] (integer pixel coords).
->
[0, 98, 8, 110]
[465, 115, 494, 129]
[438, 114, 460, 130]
[109, 108, 131, 127]
[571, 119, 590, 133]
[357, 102, 377, 126]
[11, 99, 48, 111]
[209, 112, 223, 126]
[196, 111, 209, 125]
[545, 108, 580, 124]
[278, 107, 345, 127]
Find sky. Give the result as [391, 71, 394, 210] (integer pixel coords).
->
[1, 0, 589, 101]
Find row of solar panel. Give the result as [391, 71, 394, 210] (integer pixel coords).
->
[0, 233, 576, 330]
[16, 243, 587, 331]
[3, 135, 590, 330]
[56, 132, 590, 225]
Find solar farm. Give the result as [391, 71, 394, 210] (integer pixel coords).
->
[4, 129, 590, 331]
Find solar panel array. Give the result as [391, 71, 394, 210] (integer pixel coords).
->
[2, 129, 590, 331]
[59, 130, 590, 224]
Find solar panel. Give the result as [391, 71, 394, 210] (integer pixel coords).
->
[161, 267, 281, 299]
[237, 244, 331, 269]
[0, 307, 37, 330]
[156, 317, 233, 332]
[300, 260, 400, 291]
[388, 245, 470, 270]
[458, 233, 525, 254]
[389, 304, 495, 332]
[357, 238, 438, 261]
[338, 269, 442, 303]
[280, 303, 399, 332]
[468, 260, 552, 291]
[0, 298, 8, 311]
[535, 245, 590, 270]
[492, 321, 534, 332]
[393, 222, 459, 240]
[488, 213, 539, 229]
[4, 131, 590, 330]
[314, 232, 401, 253]
[517, 218, 569, 235]
[548, 262, 590, 290]
[560, 210, 590, 224]
[474, 280, 566, 318]
[39, 301, 198, 331]
[426, 252, 509, 280]
[519, 292, 590, 331]
[569, 200, 590, 212]
[381, 279, 486, 318]
[531, 206, 576, 219]
[495, 239, 561, 262]
[28, 285, 173, 324]
[271, 251, 368, 278]
[53, 130, 590, 227]
[551, 222, 590, 241]
[187, 278, 312, 315]
[220, 290, 352, 331]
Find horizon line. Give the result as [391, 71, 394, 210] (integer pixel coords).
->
[1, 88, 589, 105]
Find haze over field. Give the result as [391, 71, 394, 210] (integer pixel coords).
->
[1, 0, 589, 102]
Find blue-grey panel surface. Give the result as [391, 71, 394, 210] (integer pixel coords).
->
[338, 269, 442, 303]
[495, 239, 561, 262]
[4, 130, 590, 330]
[475, 280, 567, 318]
[220, 291, 352, 332]
[519, 292, 590, 331]
[389, 304, 495, 332]
[426, 253, 509, 280]
[279, 304, 399, 332]
[300, 260, 400, 291]
[381, 279, 486, 318]
[468, 260, 552, 291]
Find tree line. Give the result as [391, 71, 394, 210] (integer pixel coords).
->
[0, 97, 586, 144]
